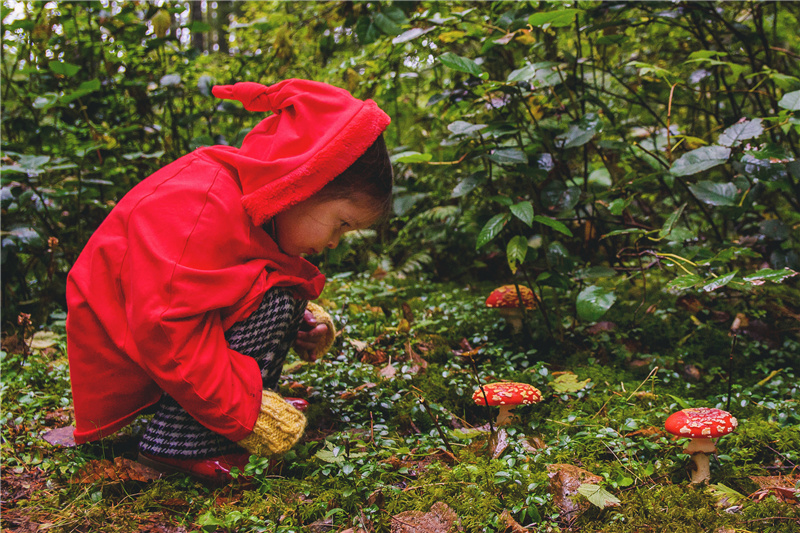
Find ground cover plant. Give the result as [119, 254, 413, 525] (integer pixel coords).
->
[2, 1, 800, 531]
[2, 275, 800, 531]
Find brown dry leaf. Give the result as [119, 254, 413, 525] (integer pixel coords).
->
[339, 382, 377, 400]
[379, 363, 398, 380]
[730, 312, 748, 332]
[546, 463, 603, 522]
[519, 435, 547, 454]
[360, 348, 389, 366]
[307, 517, 335, 533]
[585, 321, 616, 335]
[498, 509, 529, 532]
[748, 474, 800, 505]
[406, 341, 428, 374]
[42, 425, 76, 447]
[624, 426, 663, 439]
[71, 457, 162, 484]
[391, 501, 463, 533]
[491, 428, 510, 459]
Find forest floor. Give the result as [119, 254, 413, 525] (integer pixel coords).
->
[2, 276, 799, 532]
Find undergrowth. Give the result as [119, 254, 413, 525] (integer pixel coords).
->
[2, 275, 799, 532]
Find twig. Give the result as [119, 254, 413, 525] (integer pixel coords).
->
[625, 366, 660, 402]
[726, 335, 736, 412]
[416, 395, 458, 460]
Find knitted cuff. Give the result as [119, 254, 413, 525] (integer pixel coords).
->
[302, 302, 336, 357]
[237, 390, 307, 457]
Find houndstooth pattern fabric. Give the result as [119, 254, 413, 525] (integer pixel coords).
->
[138, 288, 307, 458]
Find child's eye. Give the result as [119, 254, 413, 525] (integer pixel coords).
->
[340, 221, 351, 229]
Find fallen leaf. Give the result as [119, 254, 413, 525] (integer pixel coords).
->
[71, 457, 162, 484]
[547, 464, 603, 522]
[29, 331, 59, 351]
[491, 428, 509, 459]
[379, 363, 398, 380]
[748, 474, 800, 505]
[551, 372, 592, 394]
[519, 435, 547, 453]
[391, 501, 463, 533]
[585, 321, 616, 335]
[339, 382, 377, 400]
[41, 426, 76, 447]
[709, 483, 747, 508]
[360, 347, 389, 366]
[577, 483, 621, 509]
[498, 509, 529, 532]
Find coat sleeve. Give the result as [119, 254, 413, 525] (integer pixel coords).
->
[120, 165, 268, 441]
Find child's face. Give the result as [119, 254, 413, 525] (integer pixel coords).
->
[271, 195, 380, 257]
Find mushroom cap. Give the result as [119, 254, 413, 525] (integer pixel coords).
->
[472, 382, 542, 407]
[664, 407, 738, 438]
[485, 285, 538, 309]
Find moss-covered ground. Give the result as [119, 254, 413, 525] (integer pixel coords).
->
[2, 276, 798, 532]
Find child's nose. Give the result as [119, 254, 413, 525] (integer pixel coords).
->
[327, 235, 340, 249]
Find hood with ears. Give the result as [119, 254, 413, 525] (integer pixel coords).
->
[209, 79, 391, 227]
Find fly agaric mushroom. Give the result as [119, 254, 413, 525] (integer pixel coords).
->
[485, 285, 538, 333]
[473, 382, 542, 426]
[664, 407, 738, 485]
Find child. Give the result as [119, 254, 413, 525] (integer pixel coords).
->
[66, 79, 393, 483]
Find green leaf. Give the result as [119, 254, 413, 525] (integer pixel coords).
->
[391, 151, 432, 163]
[32, 93, 59, 110]
[670, 146, 731, 176]
[552, 372, 592, 394]
[659, 203, 687, 239]
[700, 271, 738, 292]
[48, 61, 81, 77]
[507, 235, 529, 273]
[577, 483, 621, 509]
[392, 27, 432, 44]
[59, 79, 101, 104]
[742, 268, 798, 285]
[451, 172, 485, 198]
[510, 201, 534, 227]
[489, 148, 526, 165]
[188, 21, 211, 32]
[576, 285, 616, 322]
[556, 114, 602, 149]
[778, 90, 800, 111]
[667, 275, 702, 291]
[476, 213, 510, 249]
[373, 12, 403, 35]
[689, 181, 738, 206]
[528, 9, 583, 28]
[607, 197, 635, 216]
[533, 215, 573, 237]
[718, 119, 763, 147]
[439, 52, 483, 77]
[447, 120, 487, 136]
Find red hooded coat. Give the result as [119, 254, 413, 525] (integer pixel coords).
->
[66, 80, 390, 444]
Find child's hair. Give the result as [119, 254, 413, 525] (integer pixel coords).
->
[314, 134, 393, 217]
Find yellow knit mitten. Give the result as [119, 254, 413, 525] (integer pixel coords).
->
[297, 302, 336, 359]
[237, 390, 307, 456]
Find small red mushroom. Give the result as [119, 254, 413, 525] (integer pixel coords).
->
[664, 407, 738, 485]
[473, 382, 542, 426]
[485, 285, 538, 333]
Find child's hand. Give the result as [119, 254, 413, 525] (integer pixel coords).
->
[294, 310, 330, 362]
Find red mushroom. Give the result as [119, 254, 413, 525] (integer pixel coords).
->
[485, 285, 538, 333]
[664, 407, 738, 485]
[472, 382, 542, 426]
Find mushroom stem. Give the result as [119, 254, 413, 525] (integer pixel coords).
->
[689, 452, 711, 485]
[498, 308, 524, 333]
[495, 405, 515, 426]
[685, 437, 716, 485]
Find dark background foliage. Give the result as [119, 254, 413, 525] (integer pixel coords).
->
[2, 0, 799, 333]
